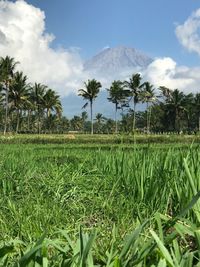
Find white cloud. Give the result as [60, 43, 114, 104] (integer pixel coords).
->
[0, 0, 199, 100]
[0, 0, 86, 96]
[90, 55, 200, 94]
[175, 8, 200, 55]
[142, 8, 200, 94]
[144, 57, 200, 93]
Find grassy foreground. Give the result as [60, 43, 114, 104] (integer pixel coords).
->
[0, 137, 200, 266]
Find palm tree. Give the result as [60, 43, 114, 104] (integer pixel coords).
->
[194, 93, 200, 132]
[30, 83, 47, 134]
[141, 82, 157, 133]
[107, 80, 129, 133]
[43, 88, 62, 118]
[124, 73, 143, 133]
[94, 113, 106, 133]
[0, 56, 18, 134]
[165, 89, 187, 132]
[183, 93, 194, 131]
[70, 115, 82, 131]
[42, 88, 62, 132]
[9, 71, 30, 133]
[23, 87, 34, 133]
[78, 79, 102, 134]
[81, 111, 88, 132]
[159, 86, 173, 101]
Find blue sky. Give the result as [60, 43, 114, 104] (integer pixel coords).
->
[1, 0, 200, 117]
[25, 0, 200, 65]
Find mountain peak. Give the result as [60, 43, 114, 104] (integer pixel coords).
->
[84, 46, 153, 76]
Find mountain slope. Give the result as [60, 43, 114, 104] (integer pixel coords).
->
[84, 46, 153, 76]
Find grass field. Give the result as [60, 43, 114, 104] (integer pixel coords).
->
[0, 135, 200, 266]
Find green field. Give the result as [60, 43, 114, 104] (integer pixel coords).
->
[0, 135, 200, 266]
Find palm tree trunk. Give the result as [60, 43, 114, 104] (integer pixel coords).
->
[90, 101, 93, 135]
[47, 108, 50, 118]
[175, 108, 179, 132]
[148, 105, 152, 134]
[16, 109, 20, 133]
[199, 115, 200, 132]
[45, 108, 50, 134]
[27, 110, 30, 132]
[115, 103, 118, 134]
[37, 106, 40, 134]
[146, 102, 149, 134]
[4, 83, 9, 135]
[133, 102, 136, 133]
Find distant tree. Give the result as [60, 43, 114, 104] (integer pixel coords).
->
[30, 83, 47, 134]
[107, 80, 129, 133]
[149, 104, 166, 132]
[0, 56, 18, 134]
[78, 79, 102, 134]
[57, 116, 70, 133]
[43, 88, 62, 118]
[124, 73, 143, 133]
[183, 93, 194, 131]
[159, 86, 173, 101]
[94, 113, 106, 133]
[120, 111, 134, 133]
[102, 118, 115, 134]
[9, 71, 30, 133]
[165, 89, 187, 132]
[141, 82, 157, 133]
[70, 115, 82, 131]
[81, 111, 88, 132]
[193, 93, 200, 132]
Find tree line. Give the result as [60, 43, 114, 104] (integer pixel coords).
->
[78, 75, 200, 134]
[0, 56, 199, 134]
[0, 56, 64, 134]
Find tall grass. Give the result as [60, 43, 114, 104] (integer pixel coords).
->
[0, 142, 199, 265]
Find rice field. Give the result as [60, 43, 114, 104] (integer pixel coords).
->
[0, 135, 200, 266]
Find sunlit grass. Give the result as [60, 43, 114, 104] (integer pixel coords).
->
[0, 140, 199, 265]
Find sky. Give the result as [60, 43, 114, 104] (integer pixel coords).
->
[0, 0, 200, 117]
[24, 0, 200, 64]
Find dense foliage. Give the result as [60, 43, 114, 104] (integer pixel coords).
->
[0, 56, 200, 134]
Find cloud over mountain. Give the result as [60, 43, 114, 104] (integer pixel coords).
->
[144, 58, 200, 93]
[0, 0, 199, 105]
[0, 0, 85, 96]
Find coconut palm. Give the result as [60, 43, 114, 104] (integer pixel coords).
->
[0, 56, 18, 134]
[42, 88, 62, 132]
[107, 80, 129, 133]
[43, 88, 62, 118]
[183, 93, 194, 131]
[94, 113, 106, 133]
[78, 79, 102, 134]
[9, 71, 30, 133]
[159, 86, 173, 101]
[70, 115, 82, 131]
[165, 89, 187, 132]
[194, 93, 200, 132]
[81, 111, 88, 132]
[124, 73, 143, 133]
[141, 82, 157, 133]
[30, 83, 47, 134]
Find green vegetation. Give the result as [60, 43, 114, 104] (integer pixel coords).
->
[0, 56, 200, 266]
[78, 79, 102, 135]
[0, 138, 199, 266]
[0, 56, 200, 135]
